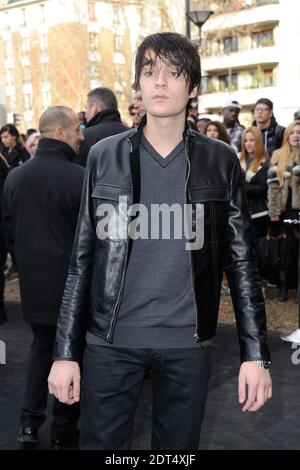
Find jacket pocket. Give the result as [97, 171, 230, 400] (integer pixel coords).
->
[91, 184, 131, 241]
[188, 186, 230, 203]
[187, 186, 230, 244]
[91, 183, 132, 202]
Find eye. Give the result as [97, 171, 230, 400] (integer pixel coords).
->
[144, 70, 153, 77]
[169, 71, 180, 78]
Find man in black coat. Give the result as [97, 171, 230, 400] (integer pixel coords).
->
[253, 98, 285, 157]
[0, 152, 9, 324]
[2, 106, 85, 449]
[76, 87, 128, 167]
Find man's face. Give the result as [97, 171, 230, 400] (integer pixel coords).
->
[62, 114, 84, 153]
[85, 99, 98, 123]
[133, 91, 146, 117]
[130, 108, 140, 126]
[1, 131, 16, 149]
[254, 104, 273, 127]
[223, 107, 239, 125]
[138, 50, 197, 120]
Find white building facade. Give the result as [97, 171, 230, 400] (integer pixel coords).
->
[197, 0, 300, 126]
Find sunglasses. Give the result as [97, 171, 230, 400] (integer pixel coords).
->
[131, 112, 139, 117]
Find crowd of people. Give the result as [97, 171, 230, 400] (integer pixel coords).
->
[187, 97, 300, 301]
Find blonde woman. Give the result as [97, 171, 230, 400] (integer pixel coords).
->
[267, 120, 300, 301]
[240, 126, 270, 240]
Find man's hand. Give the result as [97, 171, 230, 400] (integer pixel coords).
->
[48, 360, 81, 405]
[238, 362, 272, 412]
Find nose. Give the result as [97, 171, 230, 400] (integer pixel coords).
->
[154, 68, 167, 87]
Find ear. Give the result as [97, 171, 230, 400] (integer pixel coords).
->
[54, 125, 64, 140]
[189, 86, 198, 100]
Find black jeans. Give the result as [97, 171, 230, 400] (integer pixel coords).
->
[80, 344, 211, 450]
[21, 324, 80, 441]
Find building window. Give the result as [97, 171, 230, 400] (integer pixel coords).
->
[40, 3, 46, 23]
[223, 36, 238, 54]
[21, 8, 27, 28]
[22, 37, 30, 54]
[6, 68, 14, 86]
[115, 65, 124, 82]
[9, 95, 16, 111]
[89, 33, 99, 51]
[114, 35, 122, 52]
[89, 62, 100, 79]
[42, 63, 49, 82]
[113, 4, 121, 26]
[263, 69, 273, 87]
[23, 66, 31, 83]
[252, 30, 274, 48]
[4, 12, 10, 31]
[40, 34, 48, 53]
[218, 73, 238, 92]
[88, 1, 96, 21]
[42, 89, 51, 108]
[24, 92, 32, 111]
[251, 68, 274, 87]
[5, 41, 13, 60]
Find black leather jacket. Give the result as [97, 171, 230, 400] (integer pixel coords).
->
[54, 121, 270, 364]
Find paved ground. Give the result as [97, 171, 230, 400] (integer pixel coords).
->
[1, 300, 300, 450]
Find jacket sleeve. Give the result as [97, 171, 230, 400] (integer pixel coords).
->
[53, 149, 97, 362]
[21, 146, 30, 163]
[224, 156, 271, 363]
[1, 175, 15, 258]
[267, 165, 282, 218]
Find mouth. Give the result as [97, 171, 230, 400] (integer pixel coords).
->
[152, 95, 169, 100]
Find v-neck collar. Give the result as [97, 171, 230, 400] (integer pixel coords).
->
[141, 134, 185, 168]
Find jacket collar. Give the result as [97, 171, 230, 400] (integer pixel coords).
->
[35, 138, 77, 162]
[128, 114, 195, 153]
[252, 116, 278, 134]
[85, 108, 122, 128]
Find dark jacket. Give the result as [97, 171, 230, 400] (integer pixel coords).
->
[244, 161, 270, 219]
[76, 108, 128, 167]
[2, 138, 85, 325]
[53, 120, 270, 364]
[2, 142, 30, 169]
[253, 116, 285, 157]
[0, 155, 9, 221]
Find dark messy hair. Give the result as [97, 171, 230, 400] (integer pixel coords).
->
[133, 32, 201, 94]
[254, 98, 273, 111]
[0, 123, 19, 139]
[204, 120, 231, 145]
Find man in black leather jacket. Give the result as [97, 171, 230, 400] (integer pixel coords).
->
[49, 33, 272, 450]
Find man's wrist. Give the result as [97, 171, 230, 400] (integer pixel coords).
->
[250, 359, 271, 369]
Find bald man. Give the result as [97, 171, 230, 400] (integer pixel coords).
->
[2, 106, 84, 449]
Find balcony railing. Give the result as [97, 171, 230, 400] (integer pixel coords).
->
[202, 38, 275, 57]
[191, 0, 279, 14]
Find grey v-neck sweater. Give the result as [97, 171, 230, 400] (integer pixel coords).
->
[86, 134, 198, 348]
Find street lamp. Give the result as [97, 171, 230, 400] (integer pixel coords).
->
[186, 10, 214, 47]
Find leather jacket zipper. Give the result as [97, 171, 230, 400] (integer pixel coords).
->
[184, 134, 200, 343]
[106, 241, 129, 342]
[106, 138, 134, 342]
